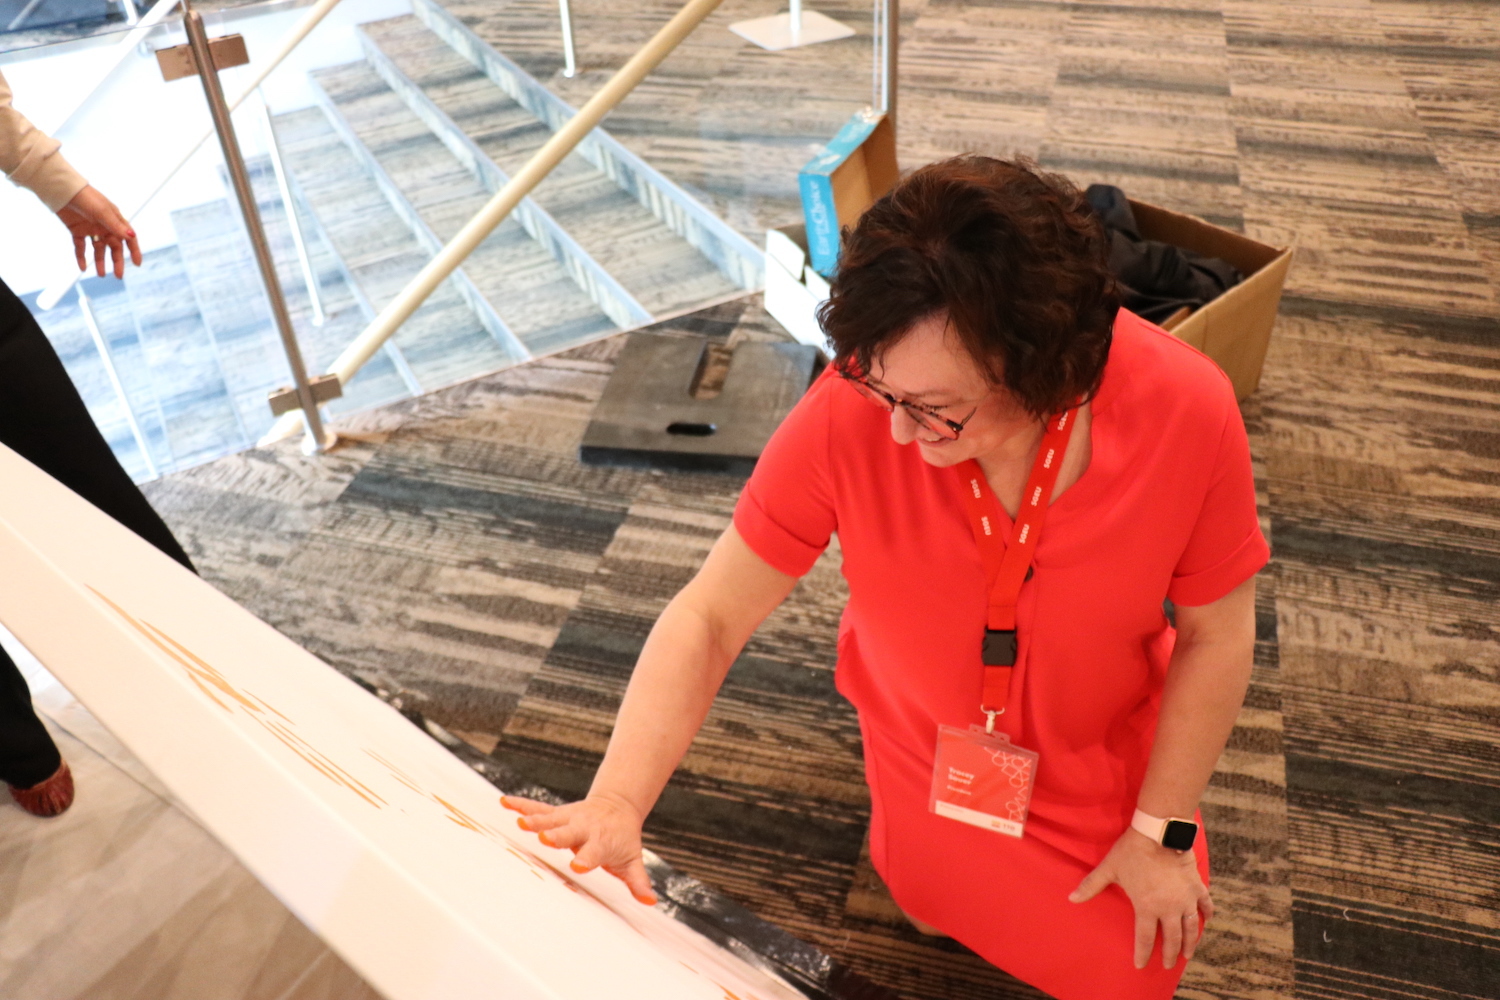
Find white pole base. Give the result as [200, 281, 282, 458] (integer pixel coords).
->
[729, 9, 856, 51]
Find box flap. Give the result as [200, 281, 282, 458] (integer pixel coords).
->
[801, 110, 887, 180]
[1129, 200, 1283, 276]
[765, 228, 807, 277]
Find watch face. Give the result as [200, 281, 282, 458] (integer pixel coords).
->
[1163, 819, 1198, 852]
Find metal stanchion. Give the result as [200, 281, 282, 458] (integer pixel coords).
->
[165, 0, 339, 453]
[559, 0, 578, 77]
[875, 0, 897, 125]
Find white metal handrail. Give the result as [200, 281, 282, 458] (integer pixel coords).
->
[37, 0, 345, 309]
[259, 0, 729, 446]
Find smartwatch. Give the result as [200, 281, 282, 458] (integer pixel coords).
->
[1132, 808, 1198, 852]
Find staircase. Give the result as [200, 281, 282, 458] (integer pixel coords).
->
[28, 0, 762, 481]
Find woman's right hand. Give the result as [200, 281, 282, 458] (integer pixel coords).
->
[502, 792, 658, 905]
[56, 185, 141, 278]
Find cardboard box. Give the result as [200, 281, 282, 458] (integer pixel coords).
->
[770, 183, 1292, 399]
[798, 110, 899, 277]
[1132, 200, 1292, 399]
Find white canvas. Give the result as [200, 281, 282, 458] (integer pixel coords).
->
[0, 444, 809, 1000]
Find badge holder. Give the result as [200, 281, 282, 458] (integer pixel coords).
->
[929, 724, 1039, 838]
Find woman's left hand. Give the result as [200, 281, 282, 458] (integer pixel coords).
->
[1069, 828, 1213, 970]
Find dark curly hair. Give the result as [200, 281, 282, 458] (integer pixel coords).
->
[817, 155, 1118, 418]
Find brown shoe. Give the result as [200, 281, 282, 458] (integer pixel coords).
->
[10, 760, 75, 817]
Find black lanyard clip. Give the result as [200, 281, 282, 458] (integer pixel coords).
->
[982, 629, 1017, 666]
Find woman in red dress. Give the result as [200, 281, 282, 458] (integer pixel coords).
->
[507, 156, 1266, 999]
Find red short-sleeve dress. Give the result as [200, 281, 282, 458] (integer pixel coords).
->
[733, 309, 1268, 999]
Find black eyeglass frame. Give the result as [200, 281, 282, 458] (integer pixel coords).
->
[838, 369, 981, 440]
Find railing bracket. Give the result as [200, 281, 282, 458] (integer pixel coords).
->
[268, 374, 342, 417]
[154, 33, 250, 81]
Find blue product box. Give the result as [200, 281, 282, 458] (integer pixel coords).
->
[799, 109, 898, 278]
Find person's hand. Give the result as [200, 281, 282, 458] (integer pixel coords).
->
[502, 792, 658, 905]
[55, 186, 142, 279]
[1069, 826, 1213, 969]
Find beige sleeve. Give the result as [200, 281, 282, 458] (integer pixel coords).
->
[0, 67, 88, 212]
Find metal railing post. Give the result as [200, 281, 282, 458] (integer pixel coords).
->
[875, 0, 897, 124]
[257, 90, 325, 327]
[182, 0, 333, 453]
[38, 0, 345, 311]
[558, 0, 577, 78]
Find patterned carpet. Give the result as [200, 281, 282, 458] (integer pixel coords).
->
[135, 1, 1500, 998]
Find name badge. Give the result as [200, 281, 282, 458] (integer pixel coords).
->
[929, 725, 1039, 838]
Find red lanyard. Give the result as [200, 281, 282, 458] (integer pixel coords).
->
[955, 408, 1078, 730]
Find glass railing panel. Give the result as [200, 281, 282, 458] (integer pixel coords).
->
[74, 276, 175, 477]
[17, 283, 156, 480]
[8, 0, 880, 478]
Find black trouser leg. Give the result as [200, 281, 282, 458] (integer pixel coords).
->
[0, 275, 197, 787]
[0, 649, 61, 789]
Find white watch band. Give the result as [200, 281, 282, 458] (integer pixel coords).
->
[1132, 808, 1199, 852]
[1131, 808, 1168, 844]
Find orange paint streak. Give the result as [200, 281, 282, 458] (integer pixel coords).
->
[298, 740, 385, 806]
[255, 718, 347, 787]
[433, 795, 500, 838]
[363, 749, 425, 795]
[89, 587, 234, 712]
[262, 720, 385, 808]
[88, 587, 387, 810]
[248, 691, 294, 724]
[505, 845, 553, 876]
[140, 619, 261, 713]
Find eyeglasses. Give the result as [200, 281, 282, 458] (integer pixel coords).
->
[839, 370, 981, 441]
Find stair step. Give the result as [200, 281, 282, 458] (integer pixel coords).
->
[273, 176, 420, 417]
[124, 247, 252, 467]
[407, 0, 761, 287]
[171, 160, 414, 429]
[270, 105, 522, 392]
[361, 14, 745, 317]
[169, 197, 294, 443]
[248, 158, 418, 419]
[310, 60, 617, 357]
